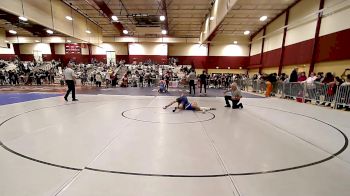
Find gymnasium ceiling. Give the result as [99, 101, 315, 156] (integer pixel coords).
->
[0, 19, 33, 37]
[62, 0, 298, 39]
[1, 0, 299, 39]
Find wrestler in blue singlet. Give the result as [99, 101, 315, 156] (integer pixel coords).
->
[176, 96, 195, 110]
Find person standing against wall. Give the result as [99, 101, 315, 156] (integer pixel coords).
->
[64, 63, 78, 101]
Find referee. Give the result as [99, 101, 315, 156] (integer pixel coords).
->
[63, 63, 78, 101]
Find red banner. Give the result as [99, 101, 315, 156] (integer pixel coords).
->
[65, 43, 81, 54]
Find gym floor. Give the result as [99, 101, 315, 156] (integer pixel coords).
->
[0, 92, 349, 196]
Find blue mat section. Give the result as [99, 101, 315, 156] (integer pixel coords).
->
[0, 93, 62, 106]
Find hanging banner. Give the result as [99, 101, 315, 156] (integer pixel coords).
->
[65, 43, 81, 54]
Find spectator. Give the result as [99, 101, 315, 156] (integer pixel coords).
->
[341, 74, 350, 86]
[298, 72, 307, 82]
[121, 73, 128, 87]
[305, 72, 317, 84]
[139, 72, 144, 87]
[105, 71, 111, 88]
[322, 72, 334, 84]
[315, 72, 324, 82]
[95, 72, 102, 87]
[265, 74, 274, 97]
[290, 68, 298, 82]
[165, 72, 170, 90]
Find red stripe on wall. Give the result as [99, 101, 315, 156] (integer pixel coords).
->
[0, 54, 16, 61]
[19, 54, 34, 61]
[247, 64, 262, 69]
[206, 56, 248, 69]
[169, 56, 207, 68]
[55, 54, 90, 65]
[283, 39, 314, 65]
[169, 56, 249, 69]
[12, 44, 20, 56]
[249, 54, 261, 65]
[128, 55, 168, 65]
[116, 55, 128, 62]
[262, 48, 282, 67]
[316, 28, 350, 62]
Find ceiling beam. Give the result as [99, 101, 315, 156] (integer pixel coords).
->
[201, 0, 239, 42]
[89, 0, 124, 34]
[0, 10, 49, 37]
[160, 0, 169, 34]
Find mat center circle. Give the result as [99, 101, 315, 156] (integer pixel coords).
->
[122, 107, 215, 124]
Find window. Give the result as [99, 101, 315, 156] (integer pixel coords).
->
[106, 51, 116, 66]
[33, 50, 43, 62]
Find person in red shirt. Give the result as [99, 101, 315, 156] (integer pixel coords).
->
[298, 72, 307, 82]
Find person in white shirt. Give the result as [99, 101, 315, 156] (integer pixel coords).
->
[187, 69, 196, 95]
[341, 74, 350, 86]
[105, 71, 111, 88]
[63, 63, 78, 101]
[95, 72, 102, 87]
[223, 83, 243, 109]
[305, 72, 317, 84]
[303, 72, 317, 101]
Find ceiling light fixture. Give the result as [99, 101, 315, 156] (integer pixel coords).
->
[46, 29, 53, 34]
[244, 30, 250, 35]
[111, 15, 118, 21]
[161, 30, 167, 35]
[233, 41, 238, 44]
[85, 30, 91, 34]
[210, 16, 215, 21]
[19, 16, 28, 21]
[260, 16, 268, 21]
[160, 15, 165, 21]
[123, 29, 128, 34]
[65, 16, 73, 21]
[35, 40, 40, 43]
[9, 30, 17, 34]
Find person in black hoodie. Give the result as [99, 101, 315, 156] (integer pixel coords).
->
[199, 71, 207, 94]
[289, 68, 298, 82]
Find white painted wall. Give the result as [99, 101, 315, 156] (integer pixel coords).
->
[251, 31, 263, 56]
[0, 44, 15, 54]
[19, 43, 51, 54]
[209, 44, 249, 56]
[0, 29, 7, 48]
[285, 0, 320, 46]
[320, 0, 350, 36]
[128, 43, 167, 55]
[168, 44, 208, 56]
[92, 43, 128, 55]
[264, 13, 285, 52]
[55, 44, 65, 55]
[81, 47, 89, 55]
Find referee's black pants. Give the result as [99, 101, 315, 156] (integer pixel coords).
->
[225, 96, 242, 109]
[189, 80, 195, 94]
[64, 80, 76, 100]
